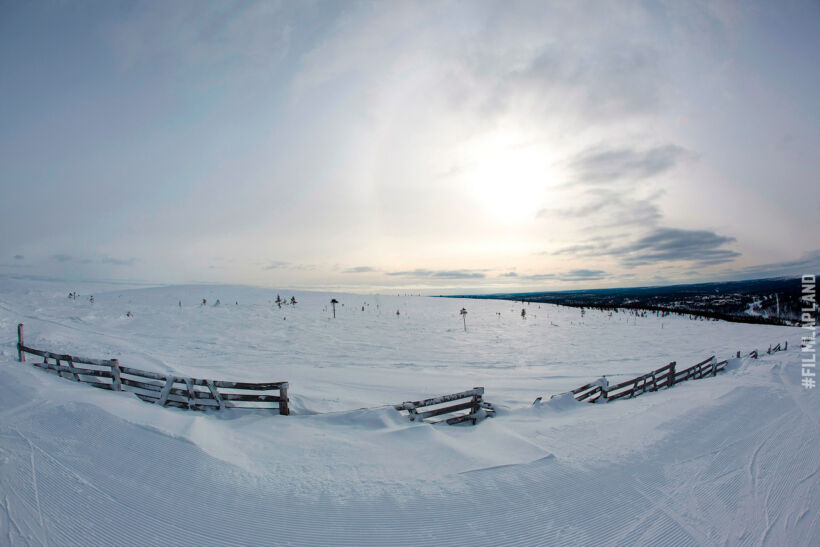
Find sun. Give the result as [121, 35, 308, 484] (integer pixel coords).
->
[457, 129, 555, 223]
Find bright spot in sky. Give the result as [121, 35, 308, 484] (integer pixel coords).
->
[459, 130, 554, 223]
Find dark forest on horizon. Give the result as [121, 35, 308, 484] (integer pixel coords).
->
[450, 276, 815, 327]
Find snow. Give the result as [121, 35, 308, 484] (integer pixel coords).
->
[0, 277, 817, 545]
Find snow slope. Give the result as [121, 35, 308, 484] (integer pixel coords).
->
[0, 277, 817, 545]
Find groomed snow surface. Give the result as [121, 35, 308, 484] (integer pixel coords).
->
[0, 278, 817, 546]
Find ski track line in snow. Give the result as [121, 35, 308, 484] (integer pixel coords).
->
[626, 475, 709, 545]
[2, 496, 27, 546]
[17, 431, 47, 547]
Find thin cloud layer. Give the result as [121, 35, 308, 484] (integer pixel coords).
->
[568, 145, 690, 185]
[722, 250, 820, 279]
[344, 266, 377, 274]
[100, 256, 136, 266]
[387, 269, 487, 280]
[559, 269, 608, 281]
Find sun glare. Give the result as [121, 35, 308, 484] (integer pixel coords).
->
[458, 130, 554, 223]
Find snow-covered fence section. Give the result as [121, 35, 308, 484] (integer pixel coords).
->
[394, 387, 495, 425]
[16, 323, 290, 415]
[562, 342, 788, 404]
[572, 361, 680, 403]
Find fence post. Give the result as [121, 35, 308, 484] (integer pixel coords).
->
[17, 323, 24, 362]
[279, 382, 290, 416]
[110, 359, 122, 391]
[712, 357, 717, 377]
[784, 341, 788, 351]
[737, 351, 740, 358]
[599, 377, 608, 403]
[470, 387, 482, 418]
[668, 362, 676, 387]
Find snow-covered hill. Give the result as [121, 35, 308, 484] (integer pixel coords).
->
[0, 277, 817, 545]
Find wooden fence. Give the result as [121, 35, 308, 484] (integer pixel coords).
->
[559, 341, 788, 405]
[394, 387, 495, 425]
[16, 324, 289, 415]
[15, 321, 790, 423]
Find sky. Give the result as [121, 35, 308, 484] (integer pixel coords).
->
[1, 0, 818, 294]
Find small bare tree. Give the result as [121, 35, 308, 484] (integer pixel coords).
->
[331, 298, 339, 318]
[460, 308, 468, 331]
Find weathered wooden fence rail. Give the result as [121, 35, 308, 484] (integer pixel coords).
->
[16, 323, 289, 415]
[557, 341, 787, 405]
[394, 387, 495, 425]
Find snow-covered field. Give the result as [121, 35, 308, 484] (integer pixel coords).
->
[0, 277, 817, 546]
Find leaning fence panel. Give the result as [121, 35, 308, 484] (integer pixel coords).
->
[16, 323, 290, 415]
[543, 343, 787, 406]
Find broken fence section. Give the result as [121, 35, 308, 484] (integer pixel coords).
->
[394, 387, 495, 425]
[558, 341, 788, 405]
[16, 323, 289, 415]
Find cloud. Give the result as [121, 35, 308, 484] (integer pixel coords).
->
[617, 228, 740, 266]
[538, 188, 663, 228]
[14, 255, 24, 260]
[520, 273, 556, 281]
[386, 269, 486, 279]
[721, 249, 820, 279]
[264, 261, 316, 272]
[558, 269, 607, 281]
[551, 242, 612, 256]
[49, 254, 135, 266]
[512, 41, 664, 121]
[553, 227, 740, 267]
[344, 266, 377, 274]
[568, 144, 690, 185]
[99, 256, 136, 266]
[449, 15, 669, 124]
[498, 270, 606, 282]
